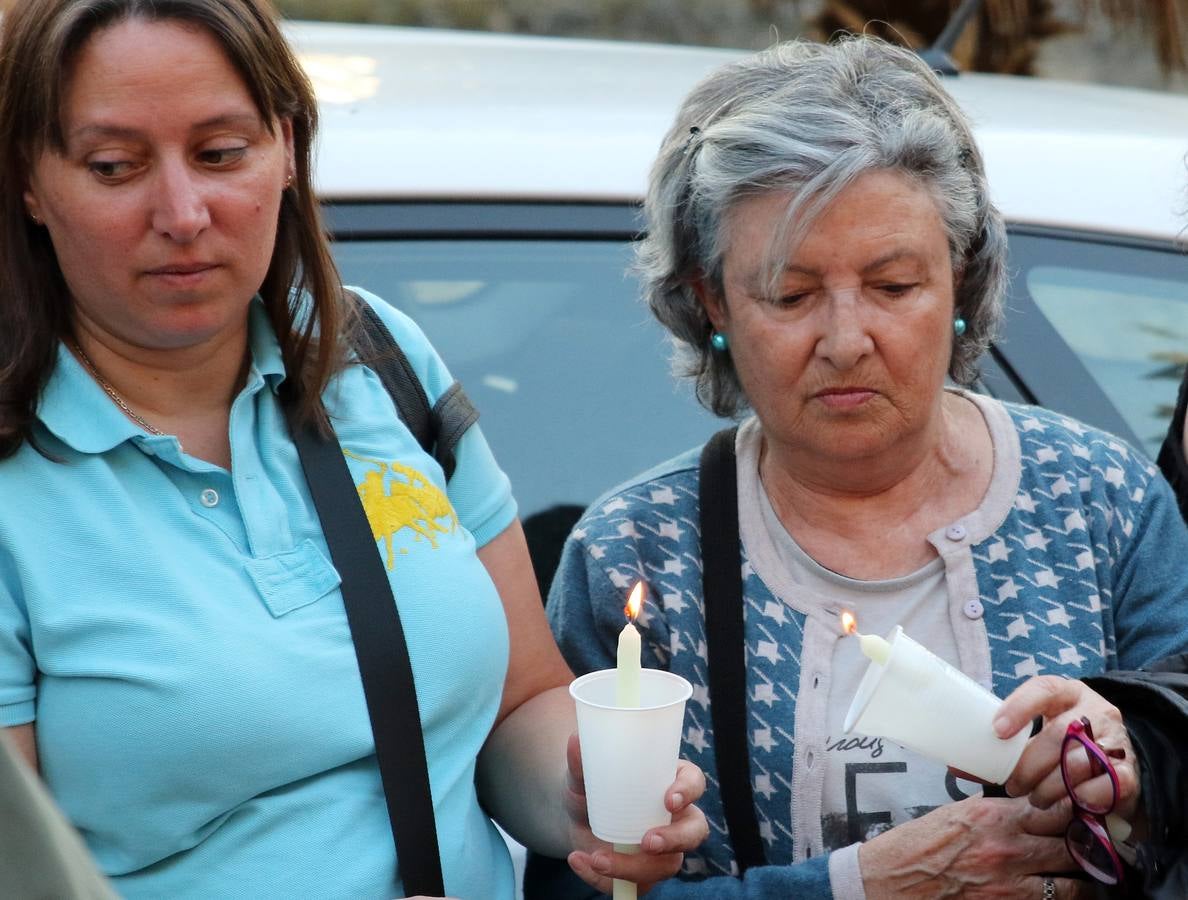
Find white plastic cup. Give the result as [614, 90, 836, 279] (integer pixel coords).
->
[843, 626, 1029, 785]
[569, 668, 693, 844]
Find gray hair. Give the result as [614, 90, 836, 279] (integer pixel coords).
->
[637, 35, 1007, 417]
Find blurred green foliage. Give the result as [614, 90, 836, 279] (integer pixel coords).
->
[275, 0, 809, 49]
[277, 0, 487, 27]
[275, 0, 1188, 78]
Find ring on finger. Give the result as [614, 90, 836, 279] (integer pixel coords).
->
[1042, 877, 1056, 899]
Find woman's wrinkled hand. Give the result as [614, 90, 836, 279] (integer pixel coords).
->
[859, 795, 1084, 898]
[561, 733, 708, 894]
[996, 675, 1140, 821]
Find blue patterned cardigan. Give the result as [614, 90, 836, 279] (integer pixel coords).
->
[548, 400, 1188, 898]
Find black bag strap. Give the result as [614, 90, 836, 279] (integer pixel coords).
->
[699, 426, 767, 875]
[282, 394, 445, 897]
[275, 290, 490, 896]
[349, 294, 478, 481]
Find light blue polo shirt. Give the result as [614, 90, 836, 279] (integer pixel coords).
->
[0, 289, 517, 899]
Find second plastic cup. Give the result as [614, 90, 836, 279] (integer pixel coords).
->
[843, 626, 1029, 784]
[570, 668, 693, 844]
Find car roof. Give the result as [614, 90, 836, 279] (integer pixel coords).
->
[289, 21, 1188, 241]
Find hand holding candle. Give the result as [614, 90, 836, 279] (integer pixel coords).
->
[568, 579, 698, 897]
[564, 735, 709, 894]
[840, 610, 1030, 785]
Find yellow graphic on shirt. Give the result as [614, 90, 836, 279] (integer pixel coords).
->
[345, 449, 459, 569]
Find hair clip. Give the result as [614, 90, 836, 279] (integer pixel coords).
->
[683, 125, 702, 155]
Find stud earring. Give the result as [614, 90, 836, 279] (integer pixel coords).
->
[284, 173, 293, 189]
[710, 331, 729, 352]
[953, 317, 967, 337]
[29, 213, 41, 226]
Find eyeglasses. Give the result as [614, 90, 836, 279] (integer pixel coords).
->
[1061, 716, 1125, 885]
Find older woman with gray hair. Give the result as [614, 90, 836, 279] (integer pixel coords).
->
[546, 35, 1188, 898]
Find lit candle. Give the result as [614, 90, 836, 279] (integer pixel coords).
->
[840, 611, 891, 665]
[613, 581, 646, 900]
[616, 581, 644, 707]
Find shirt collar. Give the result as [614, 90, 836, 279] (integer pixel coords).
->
[39, 297, 287, 455]
[248, 297, 287, 389]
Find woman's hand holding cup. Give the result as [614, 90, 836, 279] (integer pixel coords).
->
[563, 733, 709, 894]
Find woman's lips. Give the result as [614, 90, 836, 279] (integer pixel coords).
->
[814, 388, 877, 409]
[144, 263, 218, 287]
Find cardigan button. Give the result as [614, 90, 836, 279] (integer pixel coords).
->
[963, 599, 984, 620]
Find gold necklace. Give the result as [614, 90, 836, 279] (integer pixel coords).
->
[68, 339, 166, 436]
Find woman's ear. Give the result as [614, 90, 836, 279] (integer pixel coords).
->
[280, 117, 295, 184]
[23, 186, 43, 226]
[691, 278, 728, 332]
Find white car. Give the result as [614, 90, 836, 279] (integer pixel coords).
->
[289, 19, 1188, 556]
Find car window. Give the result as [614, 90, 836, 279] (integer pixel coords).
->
[333, 238, 721, 520]
[332, 230, 1188, 519]
[1008, 233, 1188, 458]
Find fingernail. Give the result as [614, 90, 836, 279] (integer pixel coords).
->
[992, 715, 1009, 737]
[671, 791, 684, 808]
[592, 853, 611, 874]
[645, 834, 664, 852]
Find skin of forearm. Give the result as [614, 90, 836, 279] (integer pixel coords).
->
[476, 684, 577, 857]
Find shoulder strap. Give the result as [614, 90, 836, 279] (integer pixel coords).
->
[281, 392, 445, 897]
[699, 426, 767, 875]
[349, 293, 479, 481]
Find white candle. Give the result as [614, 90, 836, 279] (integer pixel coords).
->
[616, 619, 642, 707]
[613, 581, 646, 900]
[612, 843, 639, 900]
[840, 611, 891, 664]
[858, 632, 891, 665]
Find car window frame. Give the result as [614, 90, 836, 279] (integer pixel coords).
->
[323, 202, 1149, 453]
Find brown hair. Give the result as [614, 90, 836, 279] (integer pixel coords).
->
[0, 0, 348, 457]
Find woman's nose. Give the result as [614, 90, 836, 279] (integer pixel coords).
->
[813, 294, 874, 369]
[151, 164, 211, 243]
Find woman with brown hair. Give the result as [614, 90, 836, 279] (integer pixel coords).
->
[0, 1, 706, 896]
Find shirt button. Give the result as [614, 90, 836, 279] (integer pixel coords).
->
[963, 599, 984, 620]
[200, 488, 220, 508]
[946, 524, 968, 541]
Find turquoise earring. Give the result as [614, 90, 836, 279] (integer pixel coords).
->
[710, 331, 729, 352]
[953, 318, 967, 337]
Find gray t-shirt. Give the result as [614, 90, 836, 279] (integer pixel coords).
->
[755, 474, 980, 848]
[737, 416, 988, 899]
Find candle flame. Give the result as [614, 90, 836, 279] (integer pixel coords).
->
[840, 611, 857, 636]
[625, 581, 645, 622]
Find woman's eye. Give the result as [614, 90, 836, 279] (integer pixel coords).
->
[199, 146, 247, 166]
[775, 292, 808, 306]
[88, 160, 133, 179]
[878, 283, 918, 296]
